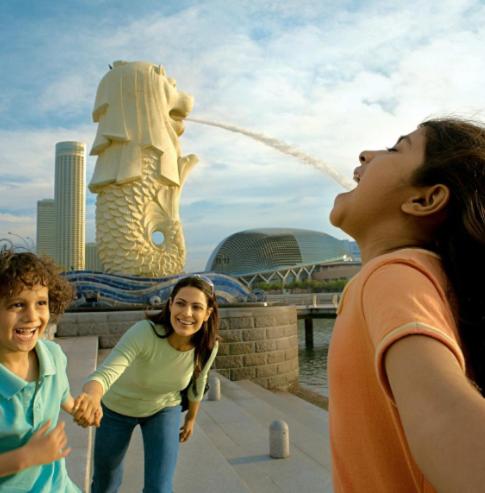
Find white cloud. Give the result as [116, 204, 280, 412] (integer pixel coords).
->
[0, 213, 32, 223]
[1, 0, 484, 269]
[0, 213, 36, 250]
[39, 74, 95, 115]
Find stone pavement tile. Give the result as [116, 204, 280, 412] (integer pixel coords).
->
[118, 426, 143, 493]
[200, 394, 331, 492]
[118, 419, 251, 493]
[237, 378, 329, 429]
[197, 414, 282, 493]
[57, 336, 99, 493]
[175, 422, 251, 493]
[217, 378, 332, 470]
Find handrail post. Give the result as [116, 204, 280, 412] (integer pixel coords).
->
[304, 316, 314, 348]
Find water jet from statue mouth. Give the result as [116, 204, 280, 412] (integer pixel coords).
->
[187, 117, 354, 190]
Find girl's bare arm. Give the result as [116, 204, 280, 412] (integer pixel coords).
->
[386, 335, 485, 493]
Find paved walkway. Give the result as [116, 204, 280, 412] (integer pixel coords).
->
[59, 336, 333, 492]
[58, 336, 98, 492]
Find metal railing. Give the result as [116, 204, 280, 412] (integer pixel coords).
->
[265, 292, 340, 307]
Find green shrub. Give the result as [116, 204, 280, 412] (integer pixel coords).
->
[253, 278, 348, 293]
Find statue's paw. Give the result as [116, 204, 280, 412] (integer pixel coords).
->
[179, 154, 199, 167]
[178, 154, 199, 183]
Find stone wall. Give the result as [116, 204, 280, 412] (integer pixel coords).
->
[57, 310, 146, 348]
[42, 322, 57, 340]
[216, 306, 298, 390]
[56, 305, 299, 390]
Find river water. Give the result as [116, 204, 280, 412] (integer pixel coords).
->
[298, 318, 334, 396]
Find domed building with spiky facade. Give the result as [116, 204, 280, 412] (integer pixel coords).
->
[206, 228, 360, 287]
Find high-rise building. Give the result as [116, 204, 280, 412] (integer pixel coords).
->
[55, 141, 86, 271]
[85, 242, 104, 271]
[36, 199, 57, 259]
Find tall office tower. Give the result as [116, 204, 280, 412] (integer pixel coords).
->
[36, 199, 57, 259]
[54, 141, 86, 271]
[85, 242, 104, 271]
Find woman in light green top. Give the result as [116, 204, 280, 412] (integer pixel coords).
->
[73, 275, 220, 493]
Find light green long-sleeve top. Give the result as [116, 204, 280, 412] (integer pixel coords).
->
[88, 320, 219, 417]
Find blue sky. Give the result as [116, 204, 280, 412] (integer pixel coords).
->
[1, 0, 484, 271]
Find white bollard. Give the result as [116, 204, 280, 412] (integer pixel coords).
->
[269, 420, 289, 458]
[207, 374, 221, 401]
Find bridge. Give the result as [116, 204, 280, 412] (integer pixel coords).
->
[236, 258, 360, 288]
[265, 293, 338, 348]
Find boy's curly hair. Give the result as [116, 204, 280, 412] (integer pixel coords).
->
[0, 249, 74, 320]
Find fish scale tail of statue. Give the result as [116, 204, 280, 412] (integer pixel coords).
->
[88, 60, 198, 277]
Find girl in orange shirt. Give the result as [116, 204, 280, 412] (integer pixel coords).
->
[328, 118, 485, 492]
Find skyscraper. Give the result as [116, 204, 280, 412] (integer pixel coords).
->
[36, 199, 56, 259]
[85, 242, 104, 271]
[55, 141, 86, 271]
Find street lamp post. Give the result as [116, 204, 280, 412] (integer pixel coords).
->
[7, 232, 35, 251]
[0, 238, 15, 250]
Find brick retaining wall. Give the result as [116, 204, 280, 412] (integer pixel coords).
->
[216, 306, 298, 390]
[56, 305, 299, 391]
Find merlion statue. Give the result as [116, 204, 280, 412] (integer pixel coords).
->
[88, 60, 198, 277]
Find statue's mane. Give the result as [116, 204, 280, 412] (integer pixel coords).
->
[89, 61, 190, 192]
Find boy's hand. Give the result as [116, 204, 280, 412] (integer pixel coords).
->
[72, 393, 102, 427]
[24, 420, 71, 466]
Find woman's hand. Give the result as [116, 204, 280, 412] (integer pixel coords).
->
[180, 399, 201, 442]
[72, 381, 105, 428]
[72, 392, 102, 428]
[93, 405, 103, 428]
[179, 415, 195, 443]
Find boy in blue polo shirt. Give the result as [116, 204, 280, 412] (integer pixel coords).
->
[0, 250, 81, 492]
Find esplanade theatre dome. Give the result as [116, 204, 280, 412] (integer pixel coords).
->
[206, 228, 351, 276]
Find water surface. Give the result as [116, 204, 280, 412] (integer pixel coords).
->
[298, 318, 334, 396]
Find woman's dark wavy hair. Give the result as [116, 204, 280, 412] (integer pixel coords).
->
[0, 249, 74, 321]
[413, 118, 485, 393]
[147, 276, 220, 380]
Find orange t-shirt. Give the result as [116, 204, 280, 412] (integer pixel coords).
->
[328, 249, 465, 493]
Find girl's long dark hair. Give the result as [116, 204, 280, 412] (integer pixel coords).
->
[414, 118, 485, 393]
[147, 276, 220, 380]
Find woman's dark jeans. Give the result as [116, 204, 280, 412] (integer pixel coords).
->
[91, 403, 182, 493]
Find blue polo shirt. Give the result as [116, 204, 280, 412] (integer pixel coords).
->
[0, 339, 80, 492]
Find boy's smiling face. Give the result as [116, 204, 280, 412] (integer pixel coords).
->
[0, 284, 50, 358]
